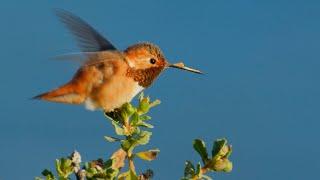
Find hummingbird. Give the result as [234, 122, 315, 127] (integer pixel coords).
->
[34, 10, 202, 112]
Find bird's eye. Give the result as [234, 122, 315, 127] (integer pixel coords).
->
[150, 58, 157, 64]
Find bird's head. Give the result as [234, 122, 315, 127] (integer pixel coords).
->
[124, 42, 202, 87]
[124, 42, 167, 70]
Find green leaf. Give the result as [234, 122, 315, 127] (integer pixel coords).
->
[138, 97, 150, 114]
[140, 115, 151, 121]
[225, 145, 232, 158]
[104, 159, 113, 168]
[85, 167, 98, 178]
[137, 121, 154, 128]
[118, 170, 138, 180]
[212, 138, 227, 158]
[136, 131, 152, 145]
[123, 103, 136, 116]
[127, 170, 138, 180]
[104, 136, 120, 142]
[55, 158, 73, 178]
[123, 131, 152, 153]
[55, 159, 62, 176]
[184, 161, 195, 177]
[195, 162, 202, 176]
[136, 149, 160, 161]
[61, 158, 72, 170]
[130, 112, 140, 126]
[212, 138, 231, 160]
[111, 120, 125, 136]
[133, 126, 141, 134]
[118, 171, 129, 180]
[149, 99, 161, 108]
[106, 168, 119, 179]
[121, 139, 133, 151]
[193, 139, 209, 163]
[41, 169, 55, 180]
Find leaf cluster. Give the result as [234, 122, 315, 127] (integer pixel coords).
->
[182, 139, 233, 180]
[36, 94, 160, 180]
[35, 94, 233, 180]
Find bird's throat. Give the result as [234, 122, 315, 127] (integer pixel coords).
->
[126, 67, 163, 88]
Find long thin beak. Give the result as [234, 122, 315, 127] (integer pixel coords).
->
[168, 62, 203, 74]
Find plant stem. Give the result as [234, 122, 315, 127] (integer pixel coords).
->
[201, 167, 208, 174]
[200, 161, 213, 176]
[128, 157, 136, 173]
[123, 116, 132, 135]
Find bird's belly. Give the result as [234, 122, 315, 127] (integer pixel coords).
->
[85, 77, 144, 112]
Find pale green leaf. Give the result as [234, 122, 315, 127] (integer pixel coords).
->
[136, 131, 152, 145]
[149, 99, 161, 108]
[111, 120, 125, 136]
[104, 136, 120, 142]
[137, 122, 154, 128]
[138, 97, 150, 114]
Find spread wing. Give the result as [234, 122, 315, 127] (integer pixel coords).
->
[55, 9, 117, 52]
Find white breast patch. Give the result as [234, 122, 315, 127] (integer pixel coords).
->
[84, 98, 97, 111]
[131, 83, 144, 100]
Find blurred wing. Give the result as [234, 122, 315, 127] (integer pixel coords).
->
[53, 52, 99, 63]
[53, 51, 126, 66]
[55, 9, 117, 52]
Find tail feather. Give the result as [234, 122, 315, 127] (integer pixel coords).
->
[33, 83, 85, 104]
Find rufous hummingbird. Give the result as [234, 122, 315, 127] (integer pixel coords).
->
[34, 10, 202, 112]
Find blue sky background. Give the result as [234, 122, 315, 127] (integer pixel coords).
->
[0, 0, 320, 179]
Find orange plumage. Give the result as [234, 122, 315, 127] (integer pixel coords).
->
[34, 10, 202, 112]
